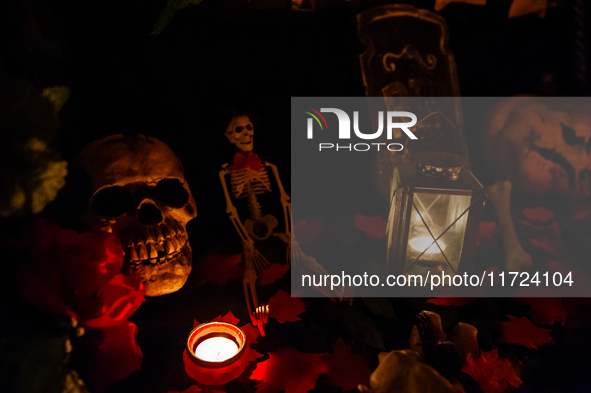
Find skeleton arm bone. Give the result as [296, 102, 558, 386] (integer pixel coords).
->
[265, 162, 292, 265]
[219, 166, 269, 270]
[220, 165, 256, 249]
[265, 162, 292, 236]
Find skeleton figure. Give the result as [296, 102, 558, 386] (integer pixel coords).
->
[219, 115, 291, 323]
[74, 135, 197, 297]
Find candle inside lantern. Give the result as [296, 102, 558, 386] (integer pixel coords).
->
[409, 236, 446, 254]
[194, 336, 239, 362]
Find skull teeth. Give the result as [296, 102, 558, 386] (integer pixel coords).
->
[165, 239, 174, 254]
[127, 231, 187, 266]
[138, 244, 149, 260]
[148, 243, 158, 259]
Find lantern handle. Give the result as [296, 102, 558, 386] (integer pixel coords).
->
[402, 110, 470, 165]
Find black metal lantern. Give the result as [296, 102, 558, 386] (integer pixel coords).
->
[386, 160, 485, 280]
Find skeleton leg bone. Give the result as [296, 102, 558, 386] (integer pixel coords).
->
[242, 263, 259, 325]
[487, 180, 533, 272]
[242, 246, 270, 335]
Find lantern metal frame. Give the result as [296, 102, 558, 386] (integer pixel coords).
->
[386, 161, 485, 278]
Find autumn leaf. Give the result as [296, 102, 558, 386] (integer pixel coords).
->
[500, 315, 552, 349]
[258, 263, 290, 286]
[194, 253, 243, 285]
[434, 0, 486, 12]
[354, 214, 387, 239]
[517, 298, 569, 326]
[85, 274, 145, 328]
[203, 311, 239, 327]
[267, 290, 306, 323]
[573, 205, 591, 220]
[294, 218, 324, 245]
[530, 237, 563, 256]
[152, 0, 205, 36]
[42, 86, 70, 113]
[462, 349, 522, 393]
[168, 383, 226, 393]
[83, 321, 143, 392]
[325, 339, 371, 391]
[508, 0, 548, 18]
[477, 221, 500, 245]
[250, 347, 329, 393]
[167, 383, 204, 393]
[427, 298, 477, 307]
[521, 207, 554, 222]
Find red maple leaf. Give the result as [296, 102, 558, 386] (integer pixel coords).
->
[521, 207, 554, 222]
[354, 214, 387, 239]
[16, 219, 145, 391]
[83, 321, 143, 392]
[194, 253, 243, 285]
[85, 274, 145, 329]
[259, 263, 290, 286]
[517, 298, 569, 326]
[530, 236, 563, 257]
[574, 205, 591, 220]
[16, 218, 128, 322]
[294, 219, 324, 245]
[500, 315, 552, 349]
[477, 221, 500, 245]
[462, 349, 522, 393]
[167, 383, 225, 393]
[325, 339, 371, 391]
[427, 298, 477, 307]
[250, 347, 329, 393]
[194, 312, 263, 364]
[267, 290, 306, 323]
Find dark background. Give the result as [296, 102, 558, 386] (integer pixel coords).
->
[1, 0, 586, 249]
[1, 1, 590, 392]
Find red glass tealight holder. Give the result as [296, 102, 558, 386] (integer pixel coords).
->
[183, 322, 247, 386]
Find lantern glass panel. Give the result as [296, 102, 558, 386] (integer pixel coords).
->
[405, 192, 471, 276]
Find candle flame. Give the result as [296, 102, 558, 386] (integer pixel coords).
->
[409, 236, 446, 254]
[194, 337, 239, 362]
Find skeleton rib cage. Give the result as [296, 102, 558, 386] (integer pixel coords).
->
[230, 167, 272, 203]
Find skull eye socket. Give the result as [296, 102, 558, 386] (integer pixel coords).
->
[246, 123, 253, 131]
[92, 186, 133, 217]
[155, 179, 189, 208]
[235, 126, 244, 134]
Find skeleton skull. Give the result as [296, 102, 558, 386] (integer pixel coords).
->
[75, 135, 197, 296]
[225, 116, 254, 152]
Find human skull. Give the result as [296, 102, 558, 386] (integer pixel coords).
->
[485, 98, 591, 197]
[74, 135, 197, 296]
[225, 115, 254, 151]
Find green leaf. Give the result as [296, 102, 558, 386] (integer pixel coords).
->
[1, 331, 69, 393]
[310, 302, 385, 350]
[362, 298, 396, 319]
[42, 86, 70, 113]
[152, 0, 205, 36]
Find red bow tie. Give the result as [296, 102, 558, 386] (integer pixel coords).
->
[233, 151, 262, 171]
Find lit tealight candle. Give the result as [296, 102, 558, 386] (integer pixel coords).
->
[409, 236, 446, 254]
[194, 337, 239, 362]
[184, 322, 248, 386]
